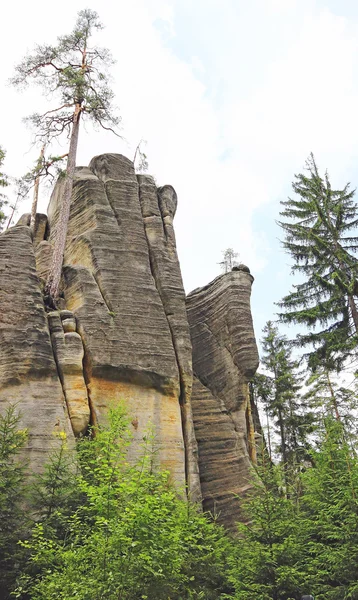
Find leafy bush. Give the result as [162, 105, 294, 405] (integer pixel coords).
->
[14, 406, 232, 600]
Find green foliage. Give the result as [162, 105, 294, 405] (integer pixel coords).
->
[12, 9, 121, 302]
[14, 406, 232, 600]
[225, 420, 358, 600]
[0, 147, 7, 189]
[303, 367, 358, 437]
[300, 419, 358, 599]
[28, 430, 81, 537]
[254, 321, 315, 484]
[133, 140, 149, 173]
[277, 153, 358, 370]
[11, 9, 120, 145]
[0, 405, 28, 597]
[5, 176, 31, 229]
[21, 150, 67, 194]
[226, 462, 307, 600]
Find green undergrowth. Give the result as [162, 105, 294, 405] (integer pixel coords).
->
[1, 405, 358, 600]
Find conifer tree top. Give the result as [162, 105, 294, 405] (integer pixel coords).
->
[11, 9, 120, 143]
[277, 153, 358, 371]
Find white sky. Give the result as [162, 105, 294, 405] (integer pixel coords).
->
[2, 0, 358, 342]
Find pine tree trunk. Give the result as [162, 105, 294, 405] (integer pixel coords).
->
[266, 410, 272, 460]
[6, 203, 17, 230]
[30, 144, 45, 234]
[278, 407, 289, 488]
[45, 105, 81, 303]
[246, 387, 257, 464]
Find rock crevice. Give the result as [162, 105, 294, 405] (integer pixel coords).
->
[137, 174, 200, 501]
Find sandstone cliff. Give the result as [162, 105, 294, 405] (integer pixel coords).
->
[0, 153, 260, 527]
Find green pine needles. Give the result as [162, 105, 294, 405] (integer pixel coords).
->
[277, 153, 358, 370]
[11, 9, 120, 303]
[253, 321, 314, 488]
[11, 9, 120, 142]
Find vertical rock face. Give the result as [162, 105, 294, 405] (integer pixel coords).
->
[186, 269, 259, 529]
[0, 226, 74, 474]
[137, 175, 200, 499]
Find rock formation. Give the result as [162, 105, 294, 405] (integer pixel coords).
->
[186, 269, 260, 529]
[0, 153, 260, 527]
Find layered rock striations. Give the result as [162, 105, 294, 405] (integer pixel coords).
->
[0, 225, 74, 474]
[0, 153, 260, 527]
[187, 268, 259, 529]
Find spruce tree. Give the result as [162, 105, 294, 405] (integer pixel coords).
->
[301, 418, 358, 600]
[12, 9, 120, 305]
[227, 462, 307, 600]
[303, 367, 358, 444]
[254, 322, 314, 487]
[277, 153, 358, 370]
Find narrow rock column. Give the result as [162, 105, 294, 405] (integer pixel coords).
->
[48, 310, 90, 436]
[187, 267, 259, 528]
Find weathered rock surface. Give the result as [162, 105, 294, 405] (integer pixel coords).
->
[0, 226, 74, 473]
[0, 153, 260, 525]
[187, 269, 259, 528]
[17, 212, 48, 248]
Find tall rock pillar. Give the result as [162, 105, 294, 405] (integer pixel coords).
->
[45, 153, 200, 498]
[186, 266, 259, 528]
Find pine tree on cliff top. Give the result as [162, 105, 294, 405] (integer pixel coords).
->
[12, 9, 120, 305]
[277, 153, 358, 370]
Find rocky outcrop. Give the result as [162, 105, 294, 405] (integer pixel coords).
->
[187, 268, 259, 529]
[0, 153, 260, 527]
